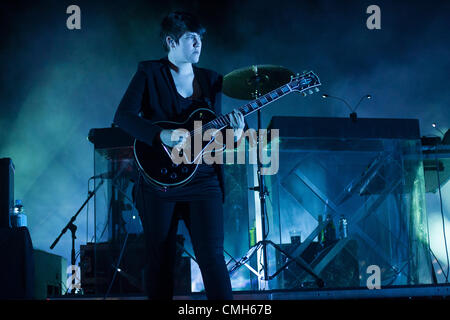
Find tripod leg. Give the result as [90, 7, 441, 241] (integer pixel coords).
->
[228, 242, 263, 277]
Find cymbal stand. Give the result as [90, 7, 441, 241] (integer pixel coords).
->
[228, 77, 324, 289]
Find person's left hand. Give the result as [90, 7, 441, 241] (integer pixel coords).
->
[229, 109, 245, 130]
[229, 109, 245, 141]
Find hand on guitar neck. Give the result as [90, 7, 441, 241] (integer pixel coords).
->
[229, 109, 245, 141]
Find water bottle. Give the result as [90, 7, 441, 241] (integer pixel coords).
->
[11, 199, 27, 228]
[338, 215, 348, 239]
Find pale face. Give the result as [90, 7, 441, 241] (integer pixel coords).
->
[167, 32, 202, 64]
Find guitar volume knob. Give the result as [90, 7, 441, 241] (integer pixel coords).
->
[161, 168, 168, 175]
[170, 172, 177, 179]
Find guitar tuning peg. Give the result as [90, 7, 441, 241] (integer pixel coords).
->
[296, 73, 300, 77]
[308, 89, 313, 95]
[315, 87, 320, 92]
[302, 92, 307, 97]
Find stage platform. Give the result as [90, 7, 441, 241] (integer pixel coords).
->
[49, 284, 450, 300]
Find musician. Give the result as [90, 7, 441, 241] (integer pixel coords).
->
[113, 11, 244, 300]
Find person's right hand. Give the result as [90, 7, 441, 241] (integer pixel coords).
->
[160, 129, 189, 149]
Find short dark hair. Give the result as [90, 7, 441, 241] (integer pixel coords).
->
[160, 11, 206, 52]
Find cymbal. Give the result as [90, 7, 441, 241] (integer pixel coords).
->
[223, 65, 295, 100]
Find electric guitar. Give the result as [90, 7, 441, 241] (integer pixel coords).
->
[134, 71, 321, 189]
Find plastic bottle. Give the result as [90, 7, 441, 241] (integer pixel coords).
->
[338, 215, 348, 239]
[11, 199, 27, 228]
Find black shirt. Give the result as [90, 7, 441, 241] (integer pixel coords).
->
[142, 78, 222, 201]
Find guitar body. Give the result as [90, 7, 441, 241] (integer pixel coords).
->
[134, 107, 220, 189]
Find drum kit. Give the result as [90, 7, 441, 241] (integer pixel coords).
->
[222, 65, 324, 287]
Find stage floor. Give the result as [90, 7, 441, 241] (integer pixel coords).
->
[50, 284, 450, 300]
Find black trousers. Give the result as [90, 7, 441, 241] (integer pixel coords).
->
[134, 181, 233, 300]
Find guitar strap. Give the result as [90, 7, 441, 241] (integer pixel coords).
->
[194, 68, 214, 111]
[194, 67, 225, 200]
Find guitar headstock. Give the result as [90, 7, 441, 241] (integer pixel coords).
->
[288, 71, 321, 96]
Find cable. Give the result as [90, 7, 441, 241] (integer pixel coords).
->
[424, 132, 449, 282]
[433, 144, 449, 282]
[104, 231, 129, 299]
[424, 168, 440, 283]
[103, 172, 142, 299]
[265, 186, 272, 239]
[430, 248, 448, 280]
[87, 179, 89, 243]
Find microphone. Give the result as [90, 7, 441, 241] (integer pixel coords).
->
[321, 94, 353, 112]
[432, 123, 446, 137]
[322, 94, 371, 122]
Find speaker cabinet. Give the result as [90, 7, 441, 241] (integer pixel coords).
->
[0, 158, 14, 228]
[0, 227, 34, 299]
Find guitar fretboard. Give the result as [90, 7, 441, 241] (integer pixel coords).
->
[206, 84, 293, 131]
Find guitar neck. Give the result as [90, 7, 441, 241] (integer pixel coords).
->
[207, 83, 294, 130]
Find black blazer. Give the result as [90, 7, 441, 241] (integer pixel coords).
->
[113, 57, 226, 200]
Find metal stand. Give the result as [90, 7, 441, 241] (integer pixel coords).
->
[229, 107, 324, 288]
[50, 179, 105, 294]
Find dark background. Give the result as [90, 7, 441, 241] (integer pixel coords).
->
[0, 0, 449, 288]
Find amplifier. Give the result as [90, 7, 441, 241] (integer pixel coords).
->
[34, 249, 67, 299]
[80, 234, 191, 295]
[80, 238, 146, 295]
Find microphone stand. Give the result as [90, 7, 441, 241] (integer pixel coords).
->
[50, 179, 105, 294]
